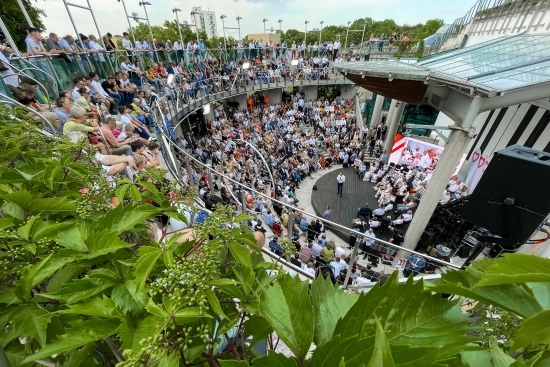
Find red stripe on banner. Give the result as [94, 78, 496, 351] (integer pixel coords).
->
[391, 140, 406, 154]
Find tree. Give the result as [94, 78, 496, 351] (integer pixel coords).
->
[0, 0, 45, 50]
[416, 18, 445, 39]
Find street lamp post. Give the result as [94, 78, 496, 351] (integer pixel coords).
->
[139, 1, 158, 63]
[278, 19, 283, 33]
[345, 21, 351, 49]
[117, 0, 144, 66]
[320, 21, 324, 44]
[236, 16, 242, 41]
[263, 18, 268, 44]
[172, 8, 184, 53]
[220, 15, 227, 53]
[190, 11, 200, 43]
[304, 20, 309, 45]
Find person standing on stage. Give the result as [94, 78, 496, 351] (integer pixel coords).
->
[337, 172, 345, 197]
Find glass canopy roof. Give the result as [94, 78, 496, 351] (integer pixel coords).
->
[338, 34, 550, 92]
[417, 34, 550, 91]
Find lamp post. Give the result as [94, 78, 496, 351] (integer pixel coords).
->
[117, 0, 146, 66]
[320, 21, 324, 44]
[138, 1, 158, 63]
[278, 19, 283, 33]
[190, 11, 200, 43]
[236, 16, 242, 41]
[263, 18, 268, 44]
[304, 20, 309, 45]
[345, 21, 351, 49]
[220, 15, 227, 52]
[172, 8, 184, 51]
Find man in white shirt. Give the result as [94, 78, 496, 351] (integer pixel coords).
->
[329, 258, 345, 278]
[333, 40, 340, 61]
[362, 227, 376, 260]
[337, 171, 345, 196]
[311, 240, 323, 258]
[354, 271, 371, 293]
[121, 32, 133, 62]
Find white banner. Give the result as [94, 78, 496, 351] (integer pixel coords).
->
[464, 148, 491, 194]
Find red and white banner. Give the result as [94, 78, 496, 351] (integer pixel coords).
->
[391, 257, 407, 270]
[464, 148, 491, 194]
[389, 137, 444, 170]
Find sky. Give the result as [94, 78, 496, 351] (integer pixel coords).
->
[37, 0, 477, 41]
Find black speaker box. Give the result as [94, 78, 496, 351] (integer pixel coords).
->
[418, 230, 435, 248]
[462, 145, 550, 247]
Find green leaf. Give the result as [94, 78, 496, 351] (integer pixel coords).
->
[134, 246, 162, 294]
[15, 254, 75, 301]
[233, 264, 254, 296]
[2, 201, 24, 220]
[260, 274, 314, 362]
[55, 225, 88, 252]
[366, 317, 395, 367]
[242, 316, 273, 345]
[228, 240, 252, 268]
[0, 217, 14, 230]
[129, 185, 142, 201]
[512, 309, 550, 351]
[251, 351, 300, 367]
[233, 213, 253, 222]
[475, 254, 550, 286]
[23, 318, 121, 363]
[146, 299, 169, 318]
[29, 197, 77, 213]
[6, 303, 52, 347]
[490, 337, 515, 367]
[205, 287, 227, 319]
[119, 316, 159, 353]
[427, 265, 544, 318]
[0, 190, 32, 210]
[158, 352, 180, 367]
[60, 296, 123, 319]
[112, 280, 147, 315]
[174, 307, 211, 323]
[84, 230, 134, 258]
[333, 273, 476, 359]
[310, 275, 359, 346]
[42, 278, 114, 304]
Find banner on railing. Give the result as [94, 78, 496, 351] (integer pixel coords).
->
[464, 148, 491, 194]
[391, 257, 407, 270]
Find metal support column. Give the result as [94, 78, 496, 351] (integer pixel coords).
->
[399, 96, 482, 257]
[384, 101, 405, 154]
[287, 212, 294, 240]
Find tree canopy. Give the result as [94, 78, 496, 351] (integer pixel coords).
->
[0, 0, 45, 50]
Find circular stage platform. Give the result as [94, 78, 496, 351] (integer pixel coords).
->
[311, 167, 389, 242]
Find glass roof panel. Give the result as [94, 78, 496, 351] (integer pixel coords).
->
[416, 34, 550, 91]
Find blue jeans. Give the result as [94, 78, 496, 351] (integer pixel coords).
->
[108, 93, 124, 106]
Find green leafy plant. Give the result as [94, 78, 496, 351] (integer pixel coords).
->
[0, 107, 549, 367]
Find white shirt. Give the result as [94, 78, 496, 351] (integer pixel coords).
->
[337, 174, 345, 184]
[354, 276, 371, 293]
[364, 230, 376, 246]
[89, 40, 105, 61]
[122, 38, 133, 51]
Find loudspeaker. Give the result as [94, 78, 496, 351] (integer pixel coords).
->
[418, 230, 435, 248]
[462, 145, 550, 247]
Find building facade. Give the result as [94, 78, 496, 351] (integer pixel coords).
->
[191, 7, 218, 38]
